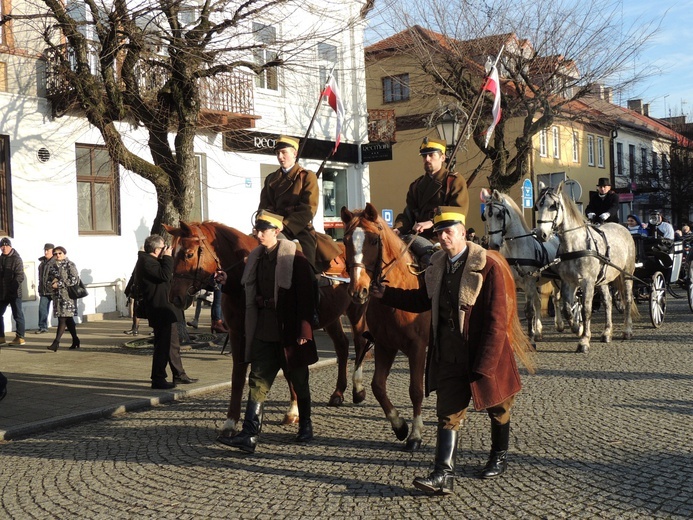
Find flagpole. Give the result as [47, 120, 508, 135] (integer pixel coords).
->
[297, 64, 337, 161]
[447, 45, 505, 173]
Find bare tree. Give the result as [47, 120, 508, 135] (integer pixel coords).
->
[367, 0, 660, 191]
[6, 0, 360, 232]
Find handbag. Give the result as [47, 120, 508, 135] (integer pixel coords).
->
[67, 279, 89, 299]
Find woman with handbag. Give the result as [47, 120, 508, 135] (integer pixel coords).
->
[45, 246, 81, 351]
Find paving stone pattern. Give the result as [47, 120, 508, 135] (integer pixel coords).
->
[0, 300, 691, 518]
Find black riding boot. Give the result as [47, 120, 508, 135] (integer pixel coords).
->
[296, 398, 314, 443]
[413, 428, 458, 495]
[217, 400, 263, 453]
[480, 421, 510, 479]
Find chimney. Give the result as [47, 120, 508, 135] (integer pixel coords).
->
[603, 87, 613, 103]
[628, 99, 643, 114]
[643, 104, 650, 117]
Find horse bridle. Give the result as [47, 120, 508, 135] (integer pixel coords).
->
[344, 221, 400, 286]
[534, 187, 563, 235]
[483, 199, 536, 247]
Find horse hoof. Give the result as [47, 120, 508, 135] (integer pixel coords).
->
[393, 422, 409, 441]
[220, 418, 238, 437]
[623, 332, 633, 340]
[352, 389, 366, 404]
[601, 335, 611, 344]
[534, 333, 543, 342]
[576, 344, 589, 354]
[328, 393, 344, 407]
[282, 414, 299, 425]
[555, 324, 565, 333]
[403, 438, 422, 452]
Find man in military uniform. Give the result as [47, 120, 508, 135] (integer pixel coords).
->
[258, 136, 320, 270]
[394, 138, 469, 265]
[586, 177, 620, 223]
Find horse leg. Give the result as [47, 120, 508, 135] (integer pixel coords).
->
[220, 329, 248, 437]
[404, 342, 426, 452]
[600, 284, 613, 343]
[282, 378, 299, 425]
[323, 319, 349, 406]
[577, 282, 594, 353]
[370, 340, 408, 444]
[623, 277, 634, 340]
[552, 282, 565, 333]
[348, 303, 368, 404]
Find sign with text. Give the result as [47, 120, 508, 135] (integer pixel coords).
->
[361, 142, 392, 163]
[522, 178, 534, 209]
[381, 209, 394, 227]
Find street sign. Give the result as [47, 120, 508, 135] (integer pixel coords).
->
[381, 209, 394, 227]
[522, 179, 533, 209]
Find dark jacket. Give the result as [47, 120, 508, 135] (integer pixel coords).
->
[0, 249, 25, 300]
[395, 169, 469, 239]
[585, 190, 620, 223]
[38, 255, 55, 297]
[135, 251, 178, 327]
[241, 239, 317, 371]
[381, 242, 521, 410]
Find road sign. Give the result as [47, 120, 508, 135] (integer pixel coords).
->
[522, 179, 533, 209]
[381, 209, 394, 227]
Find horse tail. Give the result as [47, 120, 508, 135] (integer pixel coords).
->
[613, 272, 640, 320]
[488, 251, 537, 374]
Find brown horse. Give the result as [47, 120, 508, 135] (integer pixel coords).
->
[164, 221, 368, 435]
[340, 203, 536, 451]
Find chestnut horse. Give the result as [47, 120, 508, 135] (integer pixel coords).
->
[164, 221, 368, 435]
[340, 203, 536, 451]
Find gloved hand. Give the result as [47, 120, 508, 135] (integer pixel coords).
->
[599, 212, 610, 221]
[587, 213, 596, 220]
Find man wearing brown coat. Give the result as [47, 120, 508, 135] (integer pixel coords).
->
[216, 210, 318, 454]
[372, 207, 522, 495]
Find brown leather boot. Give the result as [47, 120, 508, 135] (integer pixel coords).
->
[211, 320, 228, 333]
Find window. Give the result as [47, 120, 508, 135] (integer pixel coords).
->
[616, 142, 623, 176]
[628, 144, 636, 177]
[323, 168, 348, 240]
[76, 144, 120, 234]
[253, 23, 278, 90]
[552, 127, 560, 159]
[572, 131, 579, 163]
[382, 74, 409, 103]
[0, 136, 12, 235]
[587, 135, 595, 166]
[318, 42, 338, 87]
[597, 137, 605, 168]
[652, 151, 659, 175]
[641, 148, 648, 173]
[662, 154, 669, 176]
[189, 154, 208, 222]
[539, 129, 548, 157]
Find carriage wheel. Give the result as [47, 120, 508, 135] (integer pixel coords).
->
[649, 271, 666, 328]
[688, 264, 693, 313]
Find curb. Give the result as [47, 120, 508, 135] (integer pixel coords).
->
[0, 357, 337, 441]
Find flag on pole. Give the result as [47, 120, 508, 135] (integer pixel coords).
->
[482, 65, 501, 147]
[321, 74, 344, 154]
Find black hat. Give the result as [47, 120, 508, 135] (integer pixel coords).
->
[0, 237, 11, 246]
[44, 243, 55, 251]
[596, 177, 611, 187]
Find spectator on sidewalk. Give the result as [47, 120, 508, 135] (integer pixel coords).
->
[136, 235, 198, 389]
[123, 268, 140, 336]
[0, 237, 26, 346]
[36, 243, 55, 334]
[187, 284, 227, 333]
[45, 246, 81, 352]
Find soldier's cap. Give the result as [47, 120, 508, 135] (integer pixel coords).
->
[596, 177, 611, 187]
[44, 243, 55, 251]
[255, 210, 284, 231]
[0, 237, 11, 246]
[433, 206, 466, 232]
[419, 137, 446, 156]
[274, 136, 299, 151]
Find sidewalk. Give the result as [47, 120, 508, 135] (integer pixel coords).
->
[0, 311, 338, 441]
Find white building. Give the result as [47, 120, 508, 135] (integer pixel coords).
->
[0, 0, 370, 331]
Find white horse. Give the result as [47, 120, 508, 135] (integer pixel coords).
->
[481, 188, 564, 342]
[534, 182, 637, 353]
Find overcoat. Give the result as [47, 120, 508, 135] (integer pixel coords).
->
[0, 249, 24, 301]
[241, 239, 317, 371]
[135, 251, 178, 327]
[395, 169, 469, 239]
[585, 190, 620, 223]
[381, 242, 521, 410]
[259, 164, 318, 239]
[45, 258, 79, 318]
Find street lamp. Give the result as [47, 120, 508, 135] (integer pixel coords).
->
[435, 109, 461, 153]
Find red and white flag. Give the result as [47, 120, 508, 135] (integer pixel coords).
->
[321, 74, 344, 154]
[482, 65, 501, 147]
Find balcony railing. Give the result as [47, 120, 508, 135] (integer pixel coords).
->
[367, 109, 396, 143]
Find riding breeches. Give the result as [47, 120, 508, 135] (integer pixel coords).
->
[435, 361, 515, 430]
[247, 338, 310, 404]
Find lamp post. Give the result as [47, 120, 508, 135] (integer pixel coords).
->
[435, 108, 463, 163]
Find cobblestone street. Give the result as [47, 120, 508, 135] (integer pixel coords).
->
[1, 300, 691, 518]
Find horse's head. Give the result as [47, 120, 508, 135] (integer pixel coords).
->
[481, 188, 510, 251]
[164, 221, 221, 309]
[341, 203, 384, 305]
[534, 181, 566, 242]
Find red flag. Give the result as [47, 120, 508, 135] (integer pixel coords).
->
[482, 65, 501, 147]
[321, 74, 344, 154]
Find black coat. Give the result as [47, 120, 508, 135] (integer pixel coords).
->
[0, 249, 24, 300]
[585, 190, 620, 223]
[135, 251, 178, 326]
